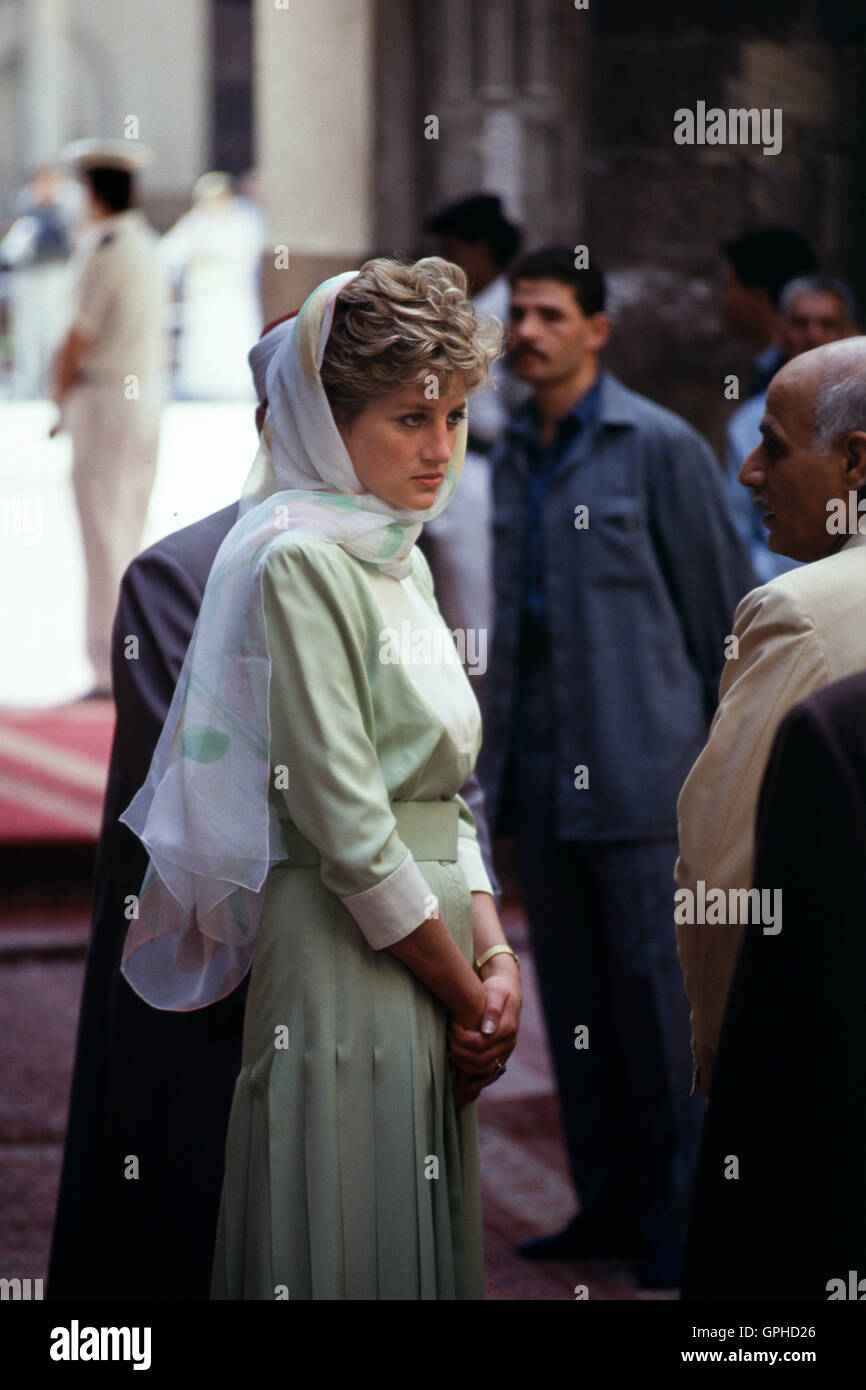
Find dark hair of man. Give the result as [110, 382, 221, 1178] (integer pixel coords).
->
[721, 227, 818, 307]
[487, 221, 522, 271]
[424, 195, 522, 272]
[507, 247, 606, 317]
[84, 167, 134, 214]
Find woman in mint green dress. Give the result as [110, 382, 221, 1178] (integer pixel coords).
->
[119, 258, 522, 1299]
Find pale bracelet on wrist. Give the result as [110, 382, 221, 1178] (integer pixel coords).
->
[474, 944, 520, 975]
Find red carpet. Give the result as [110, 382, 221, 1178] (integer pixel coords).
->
[0, 701, 114, 843]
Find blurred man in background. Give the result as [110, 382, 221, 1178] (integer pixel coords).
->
[161, 171, 267, 401]
[481, 247, 754, 1288]
[0, 164, 77, 398]
[720, 226, 818, 394]
[725, 272, 857, 582]
[50, 139, 168, 697]
[423, 193, 526, 658]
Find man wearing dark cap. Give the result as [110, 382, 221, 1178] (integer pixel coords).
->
[720, 226, 818, 395]
[426, 193, 522, 304]
[51, 139, 168, 697]
[423, 194, 525, 655]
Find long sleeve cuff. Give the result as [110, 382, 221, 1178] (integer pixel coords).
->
[341, 852, 435, 949]
[457, 836, 494, 895]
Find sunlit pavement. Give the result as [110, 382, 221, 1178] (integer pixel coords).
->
[0, 398, 258, 707]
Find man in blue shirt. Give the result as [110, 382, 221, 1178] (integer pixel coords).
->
[724, 273, 857, 584]
[481, 248, 755, 1288]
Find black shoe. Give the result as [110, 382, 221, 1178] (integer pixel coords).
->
[518, 1212, 644, 1261]
[637, 1245, 683, 1289]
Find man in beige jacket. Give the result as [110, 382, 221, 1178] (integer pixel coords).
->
[676, 337, 866, 1095]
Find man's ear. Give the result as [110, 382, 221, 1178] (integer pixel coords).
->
[587, 312, 612, 353]
[843, 431, 866, 490]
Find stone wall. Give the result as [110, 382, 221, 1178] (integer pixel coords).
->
[584, 0, 866, 451]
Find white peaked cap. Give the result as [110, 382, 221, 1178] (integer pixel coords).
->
[61, 138, 155, 173]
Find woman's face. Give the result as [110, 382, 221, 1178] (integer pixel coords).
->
[336, 385, 467, 511]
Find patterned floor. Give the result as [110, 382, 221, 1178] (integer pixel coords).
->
[0, 699, 114, 841]
[0, 866, 672, 1300]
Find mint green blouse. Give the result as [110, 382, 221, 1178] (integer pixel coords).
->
[261, 535, 492, 948]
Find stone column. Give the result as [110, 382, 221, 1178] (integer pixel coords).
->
[22, 0, 67, 167]
[254, 0, 376, 319]
[415, 0, 585, 249]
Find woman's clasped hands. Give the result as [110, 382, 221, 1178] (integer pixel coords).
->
[450, 956, 522, 1112]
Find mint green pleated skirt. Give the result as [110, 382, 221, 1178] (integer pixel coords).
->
[210, 854, 484, 1300]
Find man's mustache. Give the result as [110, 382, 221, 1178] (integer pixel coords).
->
[509, 345, 548, 362]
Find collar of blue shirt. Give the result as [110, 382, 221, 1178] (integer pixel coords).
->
[505, 369, 640, 446]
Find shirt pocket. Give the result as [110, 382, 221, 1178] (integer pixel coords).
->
[584, 496, 649, 587]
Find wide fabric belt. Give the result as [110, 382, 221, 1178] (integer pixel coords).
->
[278, 799, 460, 867]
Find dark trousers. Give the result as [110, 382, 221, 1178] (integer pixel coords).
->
[506, 622, 702, 1246]
[515, 829, 703, 1245]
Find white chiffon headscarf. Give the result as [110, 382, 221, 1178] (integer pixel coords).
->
[119, 270, 468, 1010]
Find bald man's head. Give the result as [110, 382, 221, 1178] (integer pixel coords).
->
[738, 337, 866, 562]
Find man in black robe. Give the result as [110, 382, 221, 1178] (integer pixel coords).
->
[47, 501, 247, 1300]
[681, 669, 866, 1300]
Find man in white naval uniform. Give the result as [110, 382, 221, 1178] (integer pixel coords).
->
[51, 139, 168, 696]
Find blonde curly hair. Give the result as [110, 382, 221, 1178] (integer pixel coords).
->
[320, 256, 502, 420]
